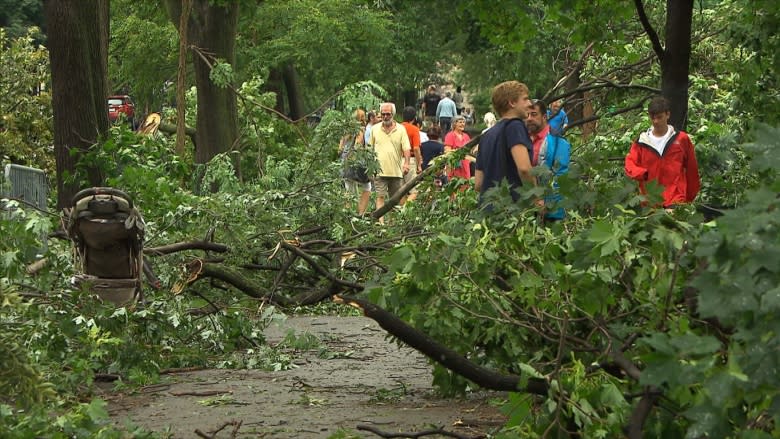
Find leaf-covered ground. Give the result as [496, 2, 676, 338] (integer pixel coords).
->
[103, 315, 505, 438]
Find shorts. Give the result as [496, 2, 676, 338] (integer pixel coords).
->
[344, 179, 371, 193]
[373, 176, 403, 199]
[402, 158, 418, 194]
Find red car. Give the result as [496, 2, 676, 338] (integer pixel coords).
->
[108, 95, 135, 124]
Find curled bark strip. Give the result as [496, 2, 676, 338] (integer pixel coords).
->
[357, 424, 483, 439]
[144, 241, 229, 255]
[333, 295, 549, 395]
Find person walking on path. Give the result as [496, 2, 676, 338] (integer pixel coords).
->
[364, 111, 378, 146]
[453, 86, 465, 115]
[401, 106, 424, 203]
[436, 91, 458, 139]
[525, 99, 571, 221]
[624, 96, 700, 209]
[474, 81, 539, 209]
[339, 109, 371, 215]
[368, 102, 411, 222]
[421, 85, 441, 124]
[444, 115, 472, 183]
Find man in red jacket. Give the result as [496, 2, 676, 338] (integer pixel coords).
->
[625, 96, 700, 208]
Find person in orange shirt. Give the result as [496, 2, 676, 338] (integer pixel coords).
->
[401, 106, 423, 203]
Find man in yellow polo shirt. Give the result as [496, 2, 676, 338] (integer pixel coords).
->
[368, 102, 411, 222]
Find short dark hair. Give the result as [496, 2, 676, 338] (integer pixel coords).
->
[648, 96, 671, 115]
[531, 99, 547, 115]
[427, 125, 441, 140]
[402, 106, 416, 122]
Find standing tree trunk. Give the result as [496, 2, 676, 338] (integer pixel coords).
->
[661, 0, 693, 131]
[165, 0, 239, 165]
[267, 67, 286, 116]
[175, 0, 193, 156]
[634, 0, 694, 131]
[44, 0, 110, 208]
[282, 62, 304, 122]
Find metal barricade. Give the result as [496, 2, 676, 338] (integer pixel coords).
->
[3, 164, 49, 256]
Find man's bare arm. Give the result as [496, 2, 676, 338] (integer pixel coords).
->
[510, 145, 535, 185]
[474, 169, 484, 192]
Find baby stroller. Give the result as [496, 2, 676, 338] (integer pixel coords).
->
[67, 187, 145, 306]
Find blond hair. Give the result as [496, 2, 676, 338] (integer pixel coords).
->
[491, 81, 529, 117]
[354, 108, 366, 125]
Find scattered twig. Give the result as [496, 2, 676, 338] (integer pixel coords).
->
[159, 366, 206, 375]
[170, 389, 232, 397]
[194, 419, 243, 439]
[357, 424, 484, 439]
[139, 383, 172, 393]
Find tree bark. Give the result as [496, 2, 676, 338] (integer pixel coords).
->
[634, 0, 694, 131]
[175, 0, 193, 156]
[164, 0, 240, 165]
[662, 0, 693, 131]
[45, 0, 110, 208]
[267, 67, 286, 116]
[282, 62, 304, 121]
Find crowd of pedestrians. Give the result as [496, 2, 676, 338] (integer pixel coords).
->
[339, 81, 700, 223]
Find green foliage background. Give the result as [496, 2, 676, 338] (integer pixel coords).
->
[1, 1, 779, 437]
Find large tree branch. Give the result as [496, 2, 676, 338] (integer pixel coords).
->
[333, 295, 550, 396]
[357, 424, 480, 439]
[144, 240, 229, 255]
[626, 391, 661, 439]
[548, 80, 660, 106]
[566, 97, 652, 131]
[279, 241, 364, 291]
[187, 260, 273, 299]
[544, 42, 595, 101]
[634, 0, 666, 61]
[157, 122, 197, 147]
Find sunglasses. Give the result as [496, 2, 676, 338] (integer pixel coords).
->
[380, 112, 393, 117]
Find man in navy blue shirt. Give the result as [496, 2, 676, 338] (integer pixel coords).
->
[475, 81, 539, 207]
